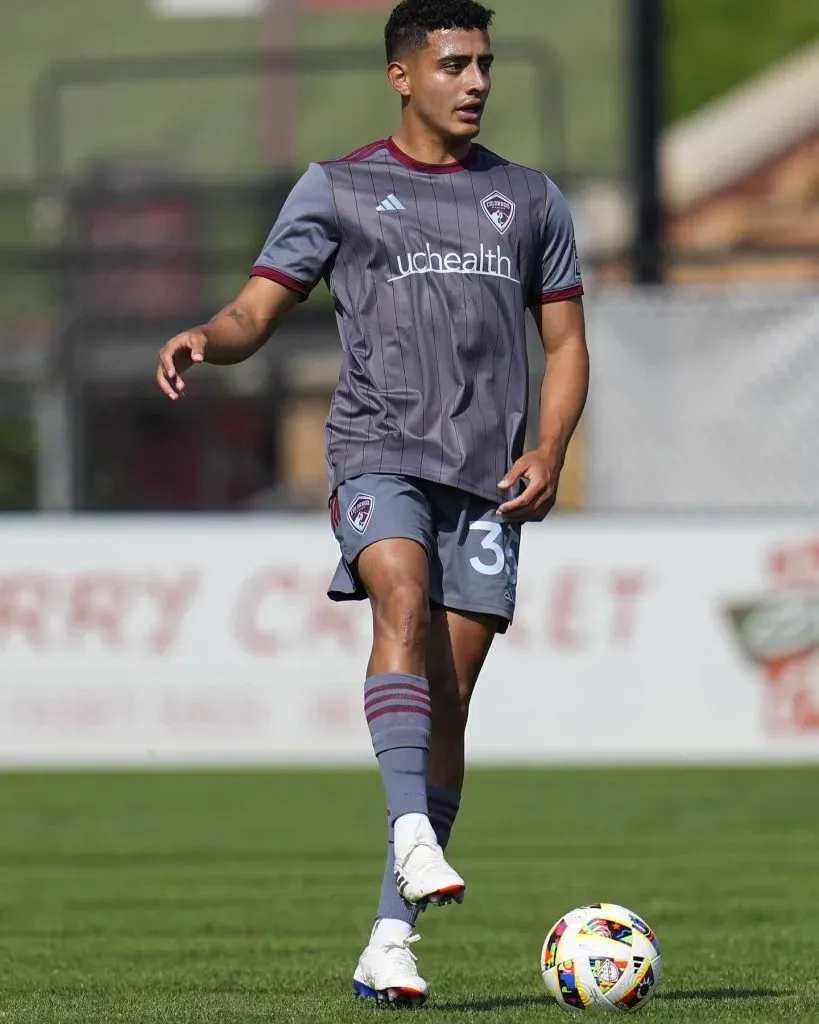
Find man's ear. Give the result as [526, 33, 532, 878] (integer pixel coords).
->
[387, 60, 412, 99]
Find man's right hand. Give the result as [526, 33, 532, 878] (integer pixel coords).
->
[156, 329, 208, 401]
[155, 279, 302, 399]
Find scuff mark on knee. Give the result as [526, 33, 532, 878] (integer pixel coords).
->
[399, 606, 420, 649]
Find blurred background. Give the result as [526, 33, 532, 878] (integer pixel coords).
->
[2, 0, 819, 761]
[1, 0, 817, 516]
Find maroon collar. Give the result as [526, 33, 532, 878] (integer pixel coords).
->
[387, 137, 480, 174]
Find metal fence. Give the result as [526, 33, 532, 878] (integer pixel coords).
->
[1, 23, 817, 514]
[0, 200, 339, 513]
[0, 175, 309, 512]
[586, 285, 819, 512]
[3, 232, 819, 513]
[0, 32, 582, 512]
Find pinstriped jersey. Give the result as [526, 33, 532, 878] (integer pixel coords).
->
[251, 138, 583, 503]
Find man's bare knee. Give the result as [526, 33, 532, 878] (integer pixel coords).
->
[373, 582, 430, 650]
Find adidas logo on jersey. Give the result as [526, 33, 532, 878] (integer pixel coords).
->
[377, 194, 405, 212]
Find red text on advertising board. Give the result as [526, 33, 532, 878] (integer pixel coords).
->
[234, 568, 363, 655]
[519, 568, 650, 651]
[0, 571, 200, 653]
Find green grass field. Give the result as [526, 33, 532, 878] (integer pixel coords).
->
[1, 767, 818, 1022]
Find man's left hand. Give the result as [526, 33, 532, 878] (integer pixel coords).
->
[497, 445, 563, 522]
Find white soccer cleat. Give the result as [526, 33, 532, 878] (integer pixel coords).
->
[352, 933, 430, 1009]
[394, 840, 466, 908]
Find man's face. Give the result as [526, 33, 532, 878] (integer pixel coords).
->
[393, 28, 493, 140]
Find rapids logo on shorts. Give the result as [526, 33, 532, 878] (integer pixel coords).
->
[481, 190, 516, 235]
[347, 493, 375, 534]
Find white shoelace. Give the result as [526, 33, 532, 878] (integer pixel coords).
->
[382, 932, 421, 970]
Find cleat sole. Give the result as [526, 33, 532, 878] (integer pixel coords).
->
[353, 980, 379, 1000]
[395, 872, 466, 909]
[414, 884, 466, 910]
[353, 979, 426, 1010]
[428, 884, 465, 904]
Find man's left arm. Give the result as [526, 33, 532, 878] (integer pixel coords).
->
[497, 296, 589, 521]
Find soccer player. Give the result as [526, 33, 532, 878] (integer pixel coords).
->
[156, 0, 588, 1008]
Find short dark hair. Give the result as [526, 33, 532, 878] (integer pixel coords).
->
[385, 0, 495, 63]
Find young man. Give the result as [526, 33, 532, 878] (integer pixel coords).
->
[156, 0, 588, 1008]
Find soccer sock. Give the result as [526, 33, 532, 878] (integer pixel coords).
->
[365, 673, 431, 824]
[372, 785, 463, 940]
[426, 786, 462, 850]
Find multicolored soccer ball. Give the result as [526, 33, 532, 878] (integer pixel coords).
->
[541, 903, 662, 1013]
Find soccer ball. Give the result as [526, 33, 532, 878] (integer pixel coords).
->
[540, 903, 662, 1013]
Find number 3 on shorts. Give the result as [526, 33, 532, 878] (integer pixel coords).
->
[469, 521, 506, 576]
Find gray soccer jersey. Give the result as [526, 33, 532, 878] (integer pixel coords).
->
[251, 138, 583, 503]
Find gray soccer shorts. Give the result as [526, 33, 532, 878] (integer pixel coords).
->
[327, 473, 521, 633]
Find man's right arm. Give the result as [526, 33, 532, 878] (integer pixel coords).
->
[156, 161, 339, 400]
[155, 276, 300, 400]
[202, 276, 302, 364]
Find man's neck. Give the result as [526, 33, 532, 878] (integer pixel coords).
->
[390, 122, 473, 167]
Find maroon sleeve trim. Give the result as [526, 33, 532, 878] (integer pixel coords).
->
[539, 284, 584, 304]
[250, 266, 310, 298]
